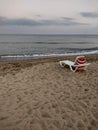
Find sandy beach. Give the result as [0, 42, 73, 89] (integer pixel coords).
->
[0, 54, 98, 130]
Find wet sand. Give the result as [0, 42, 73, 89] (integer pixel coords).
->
[0, 54, 98, 130]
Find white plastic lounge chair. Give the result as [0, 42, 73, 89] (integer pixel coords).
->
[59, 56, 90, 72]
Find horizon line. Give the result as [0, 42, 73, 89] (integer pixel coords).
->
[0, 33, 98, 35]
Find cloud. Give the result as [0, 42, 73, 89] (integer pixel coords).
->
[61, 17, 74, 21]
[0, 16, 40, 26]
[80, 12, 98, 18]
[35, 14, 41, 17]
[0, 16, 88, 26]
[61, 17, 88, 25]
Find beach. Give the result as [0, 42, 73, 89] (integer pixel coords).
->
[0, 54, 98, 130]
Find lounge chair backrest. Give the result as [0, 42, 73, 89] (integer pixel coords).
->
[75, 56, 86, 65]
[74, 56, 87, 71]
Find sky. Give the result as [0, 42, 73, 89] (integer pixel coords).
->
[0, 0, 98, 34]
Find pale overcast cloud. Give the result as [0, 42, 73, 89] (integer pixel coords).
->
[0, 0, 98, 34]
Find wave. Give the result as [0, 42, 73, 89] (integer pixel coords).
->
[0, 50, 98, 61]
[0, 41, 95, 45]
[71, 42, 93, 44]
[0, 42, 61, 44]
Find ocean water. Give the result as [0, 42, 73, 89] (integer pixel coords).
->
[0, 34, 98, 61]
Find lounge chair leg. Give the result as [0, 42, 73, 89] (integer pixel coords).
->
[59, 61, 65, 67]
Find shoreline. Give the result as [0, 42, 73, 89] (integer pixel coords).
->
[0, 51, 98, 62]
[0, 53, 98, 62]
[0, 54, 98, 76]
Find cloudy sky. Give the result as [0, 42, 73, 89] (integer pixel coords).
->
[0, 0, 98, 34]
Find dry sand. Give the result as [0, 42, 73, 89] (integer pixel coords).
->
[0, 54, 98, 130]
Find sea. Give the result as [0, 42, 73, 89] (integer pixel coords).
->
[0, 34, 98, 61]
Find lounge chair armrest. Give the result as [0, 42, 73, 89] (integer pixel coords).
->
[72, 63, 90, 67]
